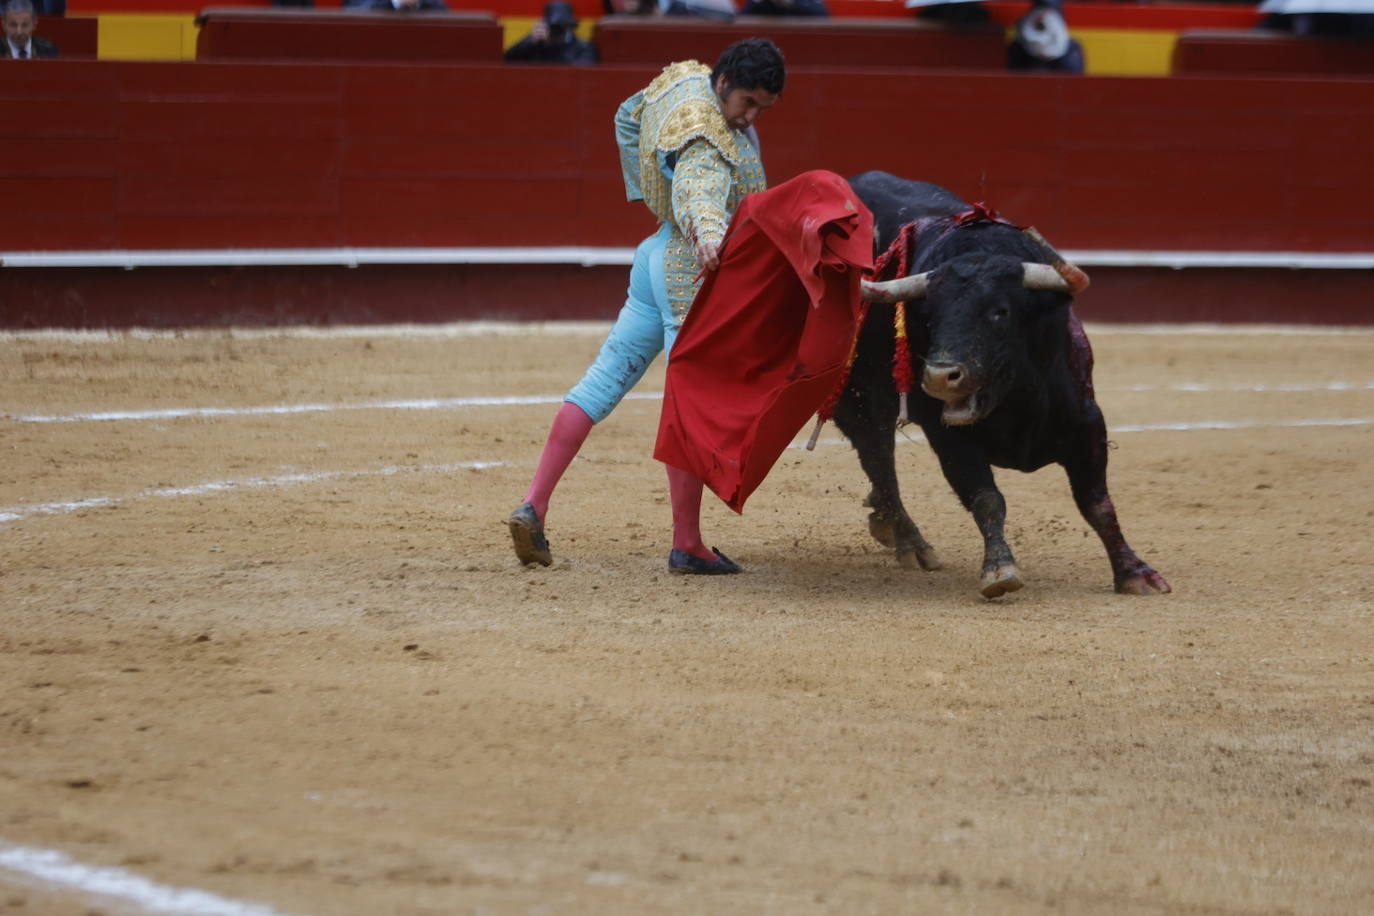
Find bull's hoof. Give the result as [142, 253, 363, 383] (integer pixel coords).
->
[980, 565, 1024, 599]
[897, 543, 942, 571]
[1116, 568, 1171, 595]
[868, 514, 897, 548]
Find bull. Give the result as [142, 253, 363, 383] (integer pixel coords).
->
[832, 170, 1170, 598]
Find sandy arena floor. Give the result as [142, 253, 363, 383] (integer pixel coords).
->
[1, 322, 1372, 916]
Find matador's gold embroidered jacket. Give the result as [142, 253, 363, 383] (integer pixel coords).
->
[615, 60, 768, 323]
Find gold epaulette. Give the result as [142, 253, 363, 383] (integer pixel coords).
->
[655, 98, 742, 167]
[642, 61, 742, 167]
[644, 60, 710, 104]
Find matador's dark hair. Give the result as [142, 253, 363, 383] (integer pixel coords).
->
[712, 37, 786, 96]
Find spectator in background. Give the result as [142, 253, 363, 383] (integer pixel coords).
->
[1259, 11, 1374, 37]
[504, 1, 598, 65]
[2, 0, 58, 58]
[911, 0, 989, 27]
[740, 0, 828, 17]
[603, 0, 734, 19]
[1008, 0, 1084, 73]
[662, 0, 737, 20]
[343, 0, 450, 11]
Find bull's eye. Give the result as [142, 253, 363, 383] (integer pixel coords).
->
[988, 306, 1010, 323]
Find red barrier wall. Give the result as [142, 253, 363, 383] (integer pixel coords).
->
[4, 60, 1373, 255]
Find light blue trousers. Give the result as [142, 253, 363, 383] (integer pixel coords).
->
[566, 224, 683, 423]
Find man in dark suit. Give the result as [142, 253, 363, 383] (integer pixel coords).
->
[3, 0, 59, 58]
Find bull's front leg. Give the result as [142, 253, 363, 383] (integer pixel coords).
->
[833, 390, 940, 571]
[1061, 418, 1171, 595]
[930, 444, 1021, 599]
[969, 487, 1023, 598]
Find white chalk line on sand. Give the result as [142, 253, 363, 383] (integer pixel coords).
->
[9, 393, 660, 424]
[0, 461, 501, 525]
[0, 842, 301, 916]
[9, 381, 1374, 425]
[3, 416, 1371, 529]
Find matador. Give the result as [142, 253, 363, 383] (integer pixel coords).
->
[508, 38, 786, 575]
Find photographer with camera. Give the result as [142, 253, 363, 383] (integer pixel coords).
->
[504, 1, 598, 65]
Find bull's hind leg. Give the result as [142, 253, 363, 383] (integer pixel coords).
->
[833, 394, 940, 571]
[1062, 417, 1171, 595]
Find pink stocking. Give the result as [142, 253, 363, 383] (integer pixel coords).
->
[666, 465, 712, 560]
[523, 402, 595, 521]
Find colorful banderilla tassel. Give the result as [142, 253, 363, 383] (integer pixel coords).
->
[892, 300, 914, 424]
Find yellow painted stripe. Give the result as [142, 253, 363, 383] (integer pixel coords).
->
[1075, 28, 1178, 77]
[97, 13, 198, 61]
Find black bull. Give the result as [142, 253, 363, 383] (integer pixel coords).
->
[832, 170, 1170, 598]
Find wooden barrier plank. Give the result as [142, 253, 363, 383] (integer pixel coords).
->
[0, 216, 118, 252]
[119, 98, 341, 139]
[117, 175, 340, 215]
[117, 214, 342, 248]
[340, 175, 581, 220]
[342, 137, 570, 176]
[117, 138, 341, 178]
[116, 58, 342, 95]
[2, 138, 121, 176]
[1173, 30, 1374, 77]
[1, 176, 116, 214]
[0, 100, 118, 138]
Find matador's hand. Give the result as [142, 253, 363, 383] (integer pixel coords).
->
[695, 236, 721, 273]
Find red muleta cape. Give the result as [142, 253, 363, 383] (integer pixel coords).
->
[653, 170, 875, 513]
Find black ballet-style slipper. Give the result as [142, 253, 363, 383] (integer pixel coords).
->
[667, 547, 742, 575]
[508, 502, 552, 567]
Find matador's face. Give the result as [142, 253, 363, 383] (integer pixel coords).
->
[714, 76, 779, 132]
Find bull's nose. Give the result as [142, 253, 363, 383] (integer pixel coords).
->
[923, 361, 970, 395]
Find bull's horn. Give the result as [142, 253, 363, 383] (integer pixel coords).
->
[860, 272, 930, 303]
[1023, 226, 1091, 293]
[1022, 262, 1076, 292]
